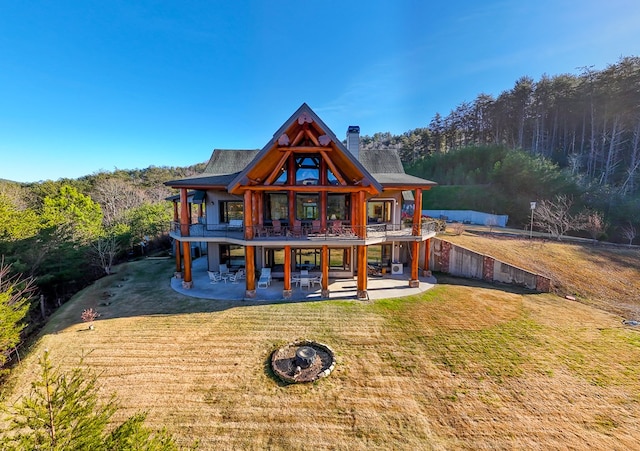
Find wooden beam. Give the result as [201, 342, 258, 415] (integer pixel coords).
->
[413, 188, 422, 236]
[304, 128, 320, 146]
[244, 190, 253, 240]
[180, 188, 190, 236]
[264, 150, 290, 185]
[411, 241, 420, 282]
[423, 239, 431, 272]
[277, 146, 331, 152]
[321, 245, 329, 292]
[357, 245, 367, 298]
[175, 240, 182, 274]
[242, 185, 375, 193]
[320, 150, 346, 185]
[291, 129, 305, 146]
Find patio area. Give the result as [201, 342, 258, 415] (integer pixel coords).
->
[170, 257, 436, 302]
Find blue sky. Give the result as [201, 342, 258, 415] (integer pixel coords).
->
[2, 1, 640, 183]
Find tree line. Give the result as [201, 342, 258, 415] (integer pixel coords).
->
[363, 56, 640, 198]
[0, 164, 204, 346]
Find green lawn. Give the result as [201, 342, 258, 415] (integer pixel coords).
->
[3, 249, 640, 450]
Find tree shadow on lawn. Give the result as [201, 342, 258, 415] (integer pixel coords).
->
[434, 273, 539, 296]
[42, 259, 348, 335]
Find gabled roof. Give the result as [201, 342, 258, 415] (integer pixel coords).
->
[227, 103, 383, 194]
[164, 103, 437, 192]
[165, 149, 259, 188]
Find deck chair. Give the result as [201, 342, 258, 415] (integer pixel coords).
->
[208, 271, 221, 284]
[228, 272, 239, 284]
[257, 267, 272, 288]
[235, 269, 245, 280]
[310, 220, 323, 235]
[301, 269, 309, 276]
[289, 220, 303, 237]
[299, 276, 311, 290]
[219, 264, 229, 275]
[271, 220, 283, 236]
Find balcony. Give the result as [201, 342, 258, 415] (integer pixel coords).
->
[169, 221, 437, 243]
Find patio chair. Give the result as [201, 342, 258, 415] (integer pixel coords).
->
[235, 269, 245, 280]
[301, 269, 309, 276]
[257, 267, 272, 288]
[289, 220, 303, 238]
[310, 220, 323, 235]
[272, 220, 283, 236]
[219, 264, 229, 275]
[228, 272, 239, 284]
[208, 271, 222, 284]
[299, 276, 311, 290]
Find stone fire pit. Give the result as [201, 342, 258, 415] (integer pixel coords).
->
[271, 340, 336, 384]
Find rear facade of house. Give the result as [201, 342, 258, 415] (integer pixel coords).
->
[165, 103, 437, 299]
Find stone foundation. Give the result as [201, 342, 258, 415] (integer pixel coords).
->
[409, 279, 420, 288]
[321, 289, 330, 298]
[245, 289, 256, 299]
[174, 272, 183, 279]
[283, 289, 292, 299]
[181, 280, 193, 289]
[357, 290, 368, 300]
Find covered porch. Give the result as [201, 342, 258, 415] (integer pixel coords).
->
[170, 256, 436, 302]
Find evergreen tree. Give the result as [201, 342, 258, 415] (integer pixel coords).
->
[1, 351, 186, 450]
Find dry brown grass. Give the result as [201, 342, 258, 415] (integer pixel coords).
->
[443, 230, 640, 319]
[3, 253, 640, 450]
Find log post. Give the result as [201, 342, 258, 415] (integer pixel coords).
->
[182, 240, 192, 289]
[245, 246, 256, 298]
[283, 245, 292, 299]
[321, 245, 329, 298]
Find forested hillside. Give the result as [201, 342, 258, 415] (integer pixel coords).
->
[362, 56, 640, 197]
[0, 163, 204, 340]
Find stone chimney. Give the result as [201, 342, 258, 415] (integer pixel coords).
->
[346, 125, 360, 160]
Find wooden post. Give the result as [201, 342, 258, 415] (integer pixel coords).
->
[180, 188, 190, 236]
[410, 189, 423, 288]
[182, 240, 192, 289]
[283, 245, 292, 299]
[173, 201, 179, 222]
[357, 245, 368, 299]
[245, 246, 256, 298]
[244, 190, 254, 240]
[321, 245, 329, 298]
[174, 240, 182, 278]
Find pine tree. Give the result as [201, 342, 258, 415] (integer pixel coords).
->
[1, 351, 187, 450]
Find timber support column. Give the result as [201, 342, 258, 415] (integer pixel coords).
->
[356, 190, 368, 300]
[283, 245, 292, 299]
[181, 241, 193, 289]
[174, 240, 182, 279]
[245, 246, 256, 298]
[423, 239, 431, 276]
[179, 188, 193, 288]
[409, 188, 422, 288]
[321, 245, 329, 298]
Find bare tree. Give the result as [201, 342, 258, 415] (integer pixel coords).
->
[91, 178, 146, 226]
[621, 222, 637, 247]
[584, 210, 607, 242]
[90, 235, 120, 275]
[533, 195, 586, 240]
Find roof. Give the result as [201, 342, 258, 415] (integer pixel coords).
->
[165, 149, 259, 188]
[164, 104, 436, 191]
[227, 103, 383, 194]
[359, 148, 437, 189]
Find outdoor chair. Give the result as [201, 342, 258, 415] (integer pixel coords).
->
[257, 267, 272, 288]
[289, 220, 303, 237]
[219, 264, 229, 275]
[299, 276, 311, 290]
[235, 269, 245, 280]
[228, 272, 239, 284]
[271, 220, 283, 236]
[208, 271, 222, 284]
[310, 220, 323, 235]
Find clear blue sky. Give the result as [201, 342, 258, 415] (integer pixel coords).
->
[2, 1, 639, 183]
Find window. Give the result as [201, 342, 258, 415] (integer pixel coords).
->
[330, 248, 349, 270]
[295, 155, 320, 185]
[220, 201, 243, 223]
[265, 193, 288, 221]
[367, 200, 394, 223]
[327, 194, 349, 220]
[295, 248, 320, 271]
[220, 245, 245, 268]
[368, 244, 392, 267]
[296, 193, 319, 220]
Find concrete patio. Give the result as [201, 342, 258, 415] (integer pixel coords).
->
[170, 256, 436, 302]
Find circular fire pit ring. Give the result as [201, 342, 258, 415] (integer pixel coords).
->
[271, 341, 336, 384]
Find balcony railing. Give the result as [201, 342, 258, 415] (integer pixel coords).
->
[170, 221, 437, 241]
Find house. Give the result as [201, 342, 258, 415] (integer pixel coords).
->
[165, 103, 437, 299]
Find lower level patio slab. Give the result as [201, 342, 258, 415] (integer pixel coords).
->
[170, 257, 436, 302]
